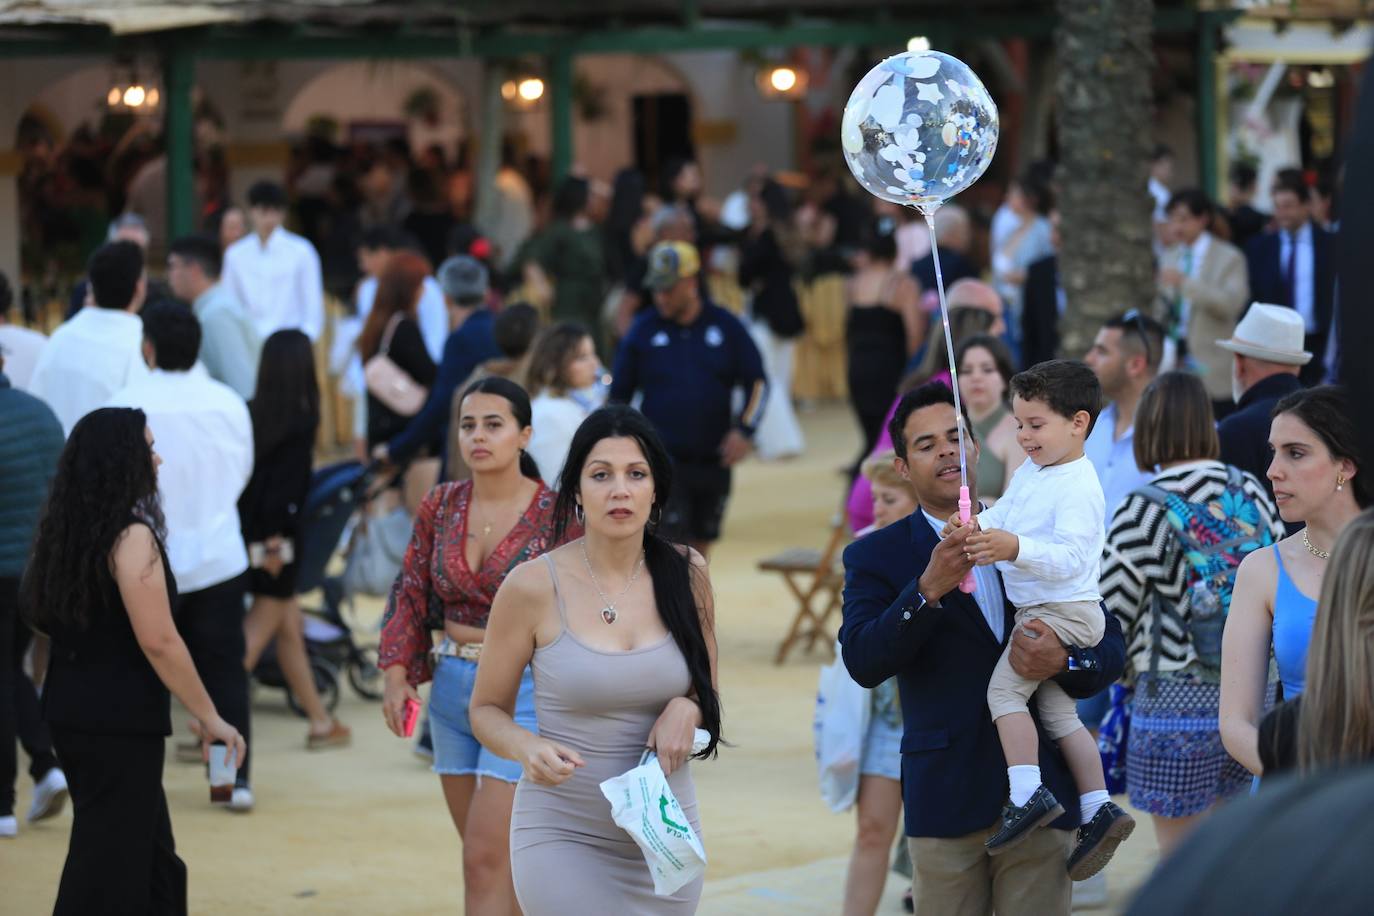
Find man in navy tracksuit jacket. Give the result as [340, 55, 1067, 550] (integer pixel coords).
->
[610, 241, 767, 557]
[841, 383, 1125, 916]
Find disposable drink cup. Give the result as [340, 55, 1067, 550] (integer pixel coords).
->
[208, 742, 235, 803]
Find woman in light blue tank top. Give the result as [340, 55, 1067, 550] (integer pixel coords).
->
[1270, 548, 1319, 697]
[1220, 386, 1368, 778]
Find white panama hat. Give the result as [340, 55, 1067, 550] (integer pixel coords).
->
[1215, 303, 1312, 366]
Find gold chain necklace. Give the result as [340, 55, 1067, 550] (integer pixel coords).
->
[1302, 529, 1330, 560]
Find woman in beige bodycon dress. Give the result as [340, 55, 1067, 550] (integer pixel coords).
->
[471, 405, 722, 914]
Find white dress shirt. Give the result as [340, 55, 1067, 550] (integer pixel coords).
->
[0, 323, 48, 391]
[108, 369, 253, 592]
[1084, 402, 1154, 526]
[1175, 230, 1212, 330]
[921, 508, 1006, 643]
[222, 227, 325, 341]
[975, 455, 1105, 607]
[528, 392, 592, 489]
[1278, 222, 1316, 333]
[28, 307, 149, 436]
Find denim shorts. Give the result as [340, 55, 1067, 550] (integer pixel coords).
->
[429, 656, 537, 783]
[860, 709, 903, 781]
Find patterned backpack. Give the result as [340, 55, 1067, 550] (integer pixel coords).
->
[1135, 465, 1275, 679]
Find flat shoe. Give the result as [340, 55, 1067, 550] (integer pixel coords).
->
[306, 720, 352, 750]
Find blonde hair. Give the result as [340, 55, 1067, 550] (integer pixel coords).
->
[862, 450, 917, 500]
[1298, 509, 1374, 772]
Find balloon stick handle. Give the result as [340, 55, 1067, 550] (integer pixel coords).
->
[958, 486, 976, 594]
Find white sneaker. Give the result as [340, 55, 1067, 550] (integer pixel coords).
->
[1072, 871, 1109, 909]
[27, 768, 69, 822]
[227, 786, 254, 813]
[0, 815, 16, 837]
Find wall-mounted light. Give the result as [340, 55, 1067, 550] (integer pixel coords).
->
[757, 64, 808, 99]
[518, 77, 544, 101]
[501, 74, 545, 109]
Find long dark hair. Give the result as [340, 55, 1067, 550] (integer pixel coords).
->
[553, 405, 723, 758]
[24, 408, 166, 633]
[459, 376, 541, 481]
[250, 330, 321, 462]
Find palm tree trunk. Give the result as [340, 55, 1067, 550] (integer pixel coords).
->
[1053, 0, 1157, 357]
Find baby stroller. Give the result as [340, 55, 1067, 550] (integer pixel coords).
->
[252, 461, 387, 716]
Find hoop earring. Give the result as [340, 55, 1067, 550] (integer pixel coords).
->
[1337, 473, 1347, 492]
[649, 504, 663, 530]
[575, 503, 585, 525]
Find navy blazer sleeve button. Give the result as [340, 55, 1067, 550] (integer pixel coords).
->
[903, 610, 912, 620]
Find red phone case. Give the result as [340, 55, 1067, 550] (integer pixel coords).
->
[402, 698, 420, 738]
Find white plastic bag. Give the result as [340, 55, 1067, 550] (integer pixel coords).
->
[814, 641, 871, 813]
[599, 735, 710, 897]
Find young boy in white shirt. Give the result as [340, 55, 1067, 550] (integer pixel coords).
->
[948, 359, 1134, 879]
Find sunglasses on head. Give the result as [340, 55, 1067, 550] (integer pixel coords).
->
[1120, 309, 1155, 366]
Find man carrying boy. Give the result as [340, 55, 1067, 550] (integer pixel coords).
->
[842, 381, 1126, 916]
[957, 360, 1134, 873]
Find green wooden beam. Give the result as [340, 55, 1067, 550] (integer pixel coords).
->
[0, 7, 1206, 61]
[163, 45, 196, 241]
[550, 47, 574, 184]
[1197, 10, 1220, 199]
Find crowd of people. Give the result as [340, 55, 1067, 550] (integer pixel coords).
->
[0, 126, 1369, 916]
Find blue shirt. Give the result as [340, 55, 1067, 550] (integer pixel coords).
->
[388, 309, 499, 465]
[1085, 402, 1153, 527]
[610, 302, 767, 464]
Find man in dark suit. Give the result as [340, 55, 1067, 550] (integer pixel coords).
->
[1020, 210, 1062, 367]
[841, 383, 1125, 916]
[1244, 176, 1335, 386]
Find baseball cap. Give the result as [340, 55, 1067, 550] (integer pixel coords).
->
[645, 241, 700, 292]
[437, 255, 489, 304]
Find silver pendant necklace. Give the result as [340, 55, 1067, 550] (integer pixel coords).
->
[581, 540, 645, 624]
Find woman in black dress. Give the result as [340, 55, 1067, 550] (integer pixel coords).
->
[358, 250, 438, 450]
[240, 331, 349, 750]
[26, 408, 244, 915]
[846, 228, 922, 465]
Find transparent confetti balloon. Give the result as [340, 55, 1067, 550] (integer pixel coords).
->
[841, 51, 999, 211]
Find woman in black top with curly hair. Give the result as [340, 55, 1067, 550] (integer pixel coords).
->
[26, 408, 244, 916]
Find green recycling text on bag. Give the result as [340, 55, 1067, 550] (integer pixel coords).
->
[598, 738, 708, 896]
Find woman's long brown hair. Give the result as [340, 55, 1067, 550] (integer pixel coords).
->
[1298, 508, 1374, 771]
[358, 251, 430, 361]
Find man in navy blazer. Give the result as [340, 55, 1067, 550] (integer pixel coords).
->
[841, 382, 1125, 916]
[1244, 177, 1335, 386]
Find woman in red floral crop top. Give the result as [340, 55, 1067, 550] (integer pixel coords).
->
[380, 377, 567, 914]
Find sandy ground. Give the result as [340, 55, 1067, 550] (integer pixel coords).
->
[2, 404, 1160, 914]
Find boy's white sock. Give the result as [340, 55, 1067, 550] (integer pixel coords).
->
[1008, 765, 1041, 807]
[1080, 790, 1111, 824]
